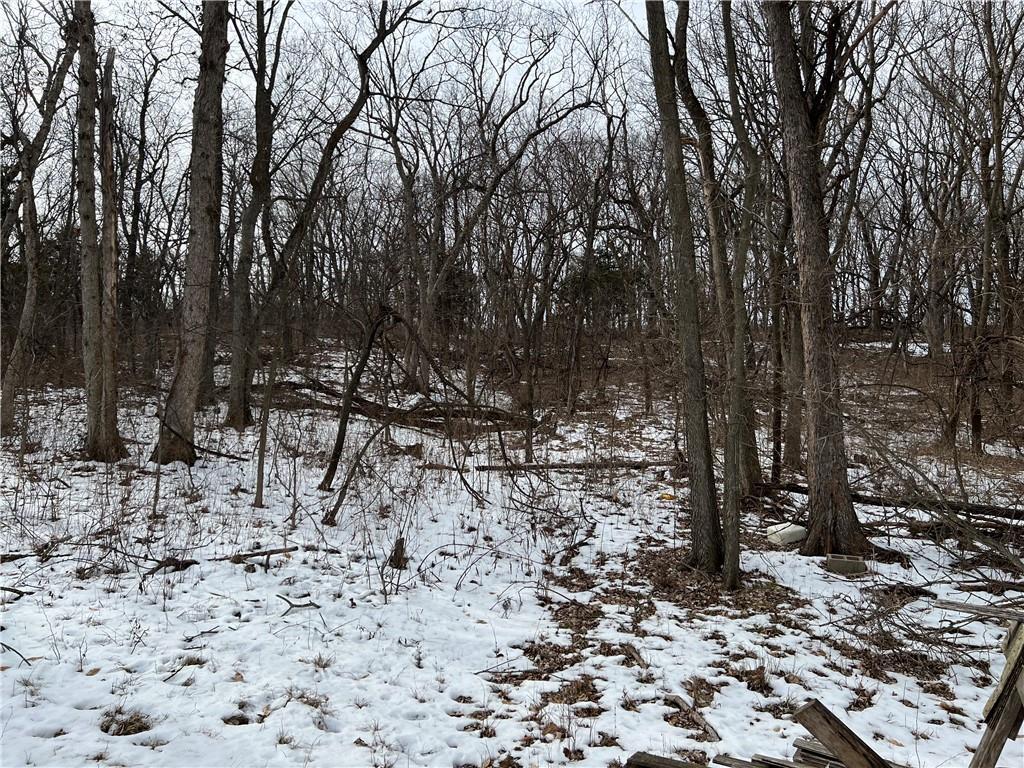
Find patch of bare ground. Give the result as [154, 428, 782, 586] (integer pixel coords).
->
[551, 600, 604, 634]
[683, 675, 724, 708]
[631, 544, 809, 619]
[541, 674, 601, 706]
[663, 705, 713, 739]
[754, 695, 800, 718]
[507, 637, 587, 680]
[549, 565, 598, 592]
[726, 663, 774, 696]
[594, 583, 657, 632]
[830, 636, 949, 683]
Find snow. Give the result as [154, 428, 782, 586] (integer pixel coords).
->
[1, 360, 1021, 767]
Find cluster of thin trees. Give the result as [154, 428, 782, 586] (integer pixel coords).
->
[2, 1, 1021, 587]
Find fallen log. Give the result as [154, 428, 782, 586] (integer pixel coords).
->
[352, 395, 537, 430]
[475, 458, 679, 472]
[753, 481, 1022, 522]
[278, 378, 537, 433]
[0, 552, 36, 564]
[212, 546, 299, 563]
[144, 557, 199, 578]
[932, 599, 1024, 623]
[0, 586, 33, 601]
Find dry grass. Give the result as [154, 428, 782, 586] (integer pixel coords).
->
[99, 705, 153, 736]
[541, 675, 600, 706]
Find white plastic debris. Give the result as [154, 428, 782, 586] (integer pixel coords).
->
[766, 522, 808, 545]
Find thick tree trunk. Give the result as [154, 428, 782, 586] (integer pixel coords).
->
[199, 250, 219, 406]
[76, 0, 103, 454]
[646, 0, 722, 573]
[97, 47, 125, 459]
[151, 1, 228, 464]
[765, 2, 868, 556]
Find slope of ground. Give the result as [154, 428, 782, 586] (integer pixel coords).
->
[1, 351, 1021, 767]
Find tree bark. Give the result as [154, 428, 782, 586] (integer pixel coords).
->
[225, 43, 273, 429]
[0, 174, 40, 434]
[151, 0, 229, 464]
[765, 1, 868, 556]
[720, 0, 764, 589]
[783, 293, 805, 471]
[97, 46, 125, 459]
[76, 1, 124, 461]
[646, 0, 722, 573]
[227, 194, 273, 427]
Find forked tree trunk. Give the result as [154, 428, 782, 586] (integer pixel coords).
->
[646, 0, 722, 573]
[765, 2, 868, 556]
[677, 1, 763, 499]
[76, 1, 124, 462]
[151, 0, 228, 464]
[720, 0, 763, 589]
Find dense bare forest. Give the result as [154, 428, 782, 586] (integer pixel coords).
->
[1, 1, 1022, 767]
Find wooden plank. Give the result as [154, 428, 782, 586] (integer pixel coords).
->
[750, 755, 806, 768]
[933, 600, 1024, 623]
[984, 638, 1024, 728]
[969, 690, 1023, 768]
[793, 737, 904, 768]
[711, 757, 759, 768]
[794, 699, 889, 768]
[625, 752, 705, 768]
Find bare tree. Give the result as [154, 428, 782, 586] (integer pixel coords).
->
[764, 1, 871, 555]
[151, 0, 229, 464]
[76, 0, 125, 461]
[646, 0, 722, 573]
[225, 0, 294, 428]
[0, 5, 79, 433]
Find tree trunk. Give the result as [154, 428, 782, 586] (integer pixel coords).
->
[151, 0, 228, 465]
[121, 62, 156, 375]
[784, 298, 809, 459]
[97, 46, 125, 459]
[925, 226, 948, 360]
[646, 0, 722, 573]
[768, 206, 792, 483]
[0, 175, 40, 435]
[765, 1, 868, 556]
[76, 2, 124, 462]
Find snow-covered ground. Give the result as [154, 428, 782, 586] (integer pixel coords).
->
[1, 356, 1021, 767]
